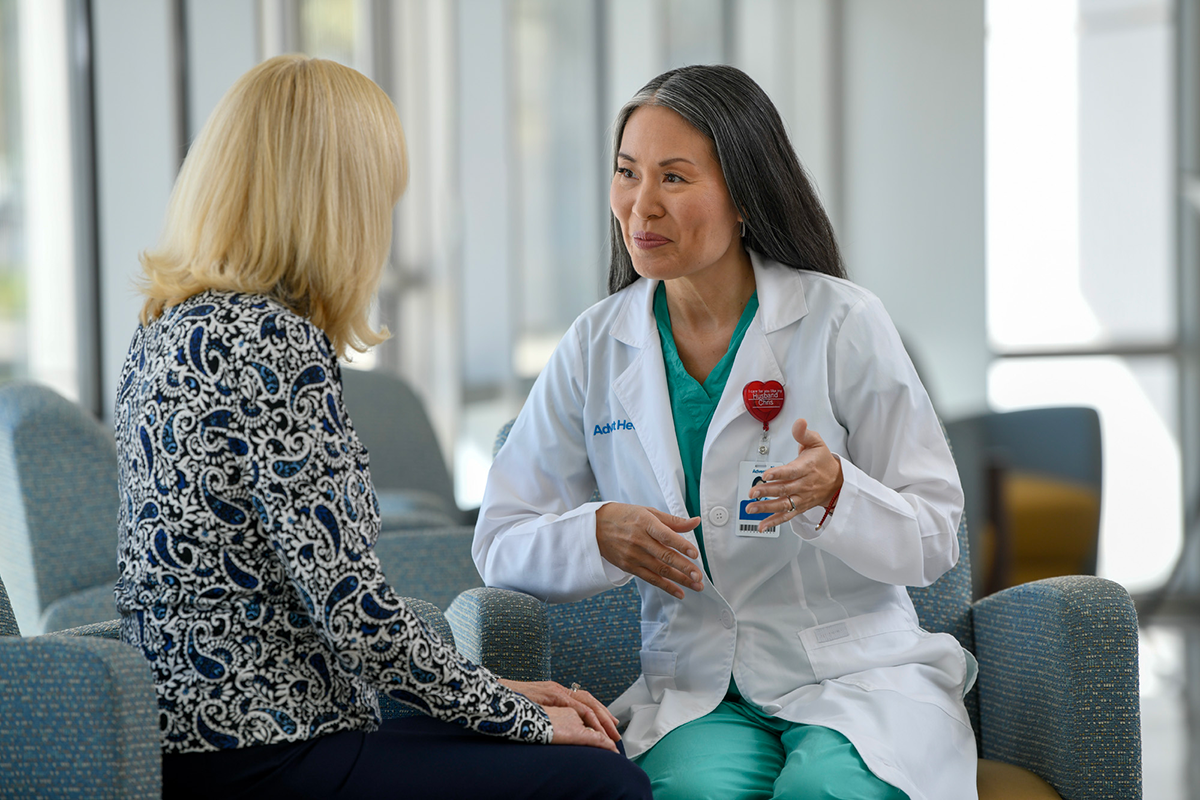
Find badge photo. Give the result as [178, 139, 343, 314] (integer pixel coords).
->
[736, 460, 786, 538]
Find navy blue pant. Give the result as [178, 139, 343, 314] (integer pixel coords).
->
[162, 715, 651, 800]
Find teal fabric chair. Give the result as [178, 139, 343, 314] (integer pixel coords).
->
[340, 369, 472, 529]
[945, 407, 1102, 598]
[0, 382, 122, 634]
[0, 378, 472, 634]
[373, 525, 484, 610]
[0, 564, 463, 796]
[0, 570, 161, 798]
[446, 421, 1141, 799]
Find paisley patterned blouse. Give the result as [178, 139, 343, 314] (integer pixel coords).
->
[114, 290, 552, 753]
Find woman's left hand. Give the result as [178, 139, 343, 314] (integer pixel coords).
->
[499, 679, 621, 744]
[745, 418, 843, 532]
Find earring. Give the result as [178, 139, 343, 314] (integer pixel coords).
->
[740, 220, 746, 238]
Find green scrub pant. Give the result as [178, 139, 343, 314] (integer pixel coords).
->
[634, 697, 909, 800]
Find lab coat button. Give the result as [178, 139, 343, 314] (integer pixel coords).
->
[709, 506, 729, 526]
[719, 609, 734, 629]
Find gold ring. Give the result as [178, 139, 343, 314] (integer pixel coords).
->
[570, 682, 581, 694]
[787, 496, 797, 513]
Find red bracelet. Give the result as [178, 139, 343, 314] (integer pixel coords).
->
[817, 487, 841, 529]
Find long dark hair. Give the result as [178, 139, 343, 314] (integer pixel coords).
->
[607, 65, 845, 294]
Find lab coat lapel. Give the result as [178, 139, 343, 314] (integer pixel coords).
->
[610, 280, 689, 517]
[706, 252, 809, 448]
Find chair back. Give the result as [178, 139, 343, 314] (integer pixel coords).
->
[546, 522, 976, 697]
[908, 518, 975, 650]
[372, 526, 484, 610]
[0, 382, 119, 634]
[545, 522, 976, 712]
[946, 406, 1102, 595]
[340, 368, 462, 526]
[495, 420, 977, 712]
[548, 584, 642, 706]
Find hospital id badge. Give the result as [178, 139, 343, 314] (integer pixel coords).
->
[736, 460, 786, 538]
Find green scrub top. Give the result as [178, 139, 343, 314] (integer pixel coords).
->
[654, 281, 758, 699]
[653, 281, 759, 580]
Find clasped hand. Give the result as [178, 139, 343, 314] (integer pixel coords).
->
[594, 419, 844, 597]
[499, 679, 621, 751]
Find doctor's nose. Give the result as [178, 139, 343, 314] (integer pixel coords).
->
[631, 182, 665, 221]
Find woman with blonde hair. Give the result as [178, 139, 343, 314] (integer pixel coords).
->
[115, 55, 651, 799]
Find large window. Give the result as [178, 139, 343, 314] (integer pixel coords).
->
[0, 0, 22, 385]
[510, 0, 605, 380]
[0, 0, 93, 407]
[986, 0, 1178, 593]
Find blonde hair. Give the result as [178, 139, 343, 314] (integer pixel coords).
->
[139, 54, 407, 357]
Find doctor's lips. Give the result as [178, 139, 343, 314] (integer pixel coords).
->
[631, 231, 671, 250]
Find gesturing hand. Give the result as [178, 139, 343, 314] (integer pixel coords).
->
[595, 503, 703, 599]
[500, 679, 620, 744]
[744, 418, 843, 532]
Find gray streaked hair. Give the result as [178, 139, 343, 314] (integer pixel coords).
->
[607, 64, 846, 294]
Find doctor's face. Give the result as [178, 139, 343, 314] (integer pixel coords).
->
[610, 105, 745, 284]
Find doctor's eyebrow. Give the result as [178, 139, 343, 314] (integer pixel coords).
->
[616, 152, 697, 168]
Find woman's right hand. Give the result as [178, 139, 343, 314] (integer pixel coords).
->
[546, 706, 620, 751]
[595, 503, 704, 599]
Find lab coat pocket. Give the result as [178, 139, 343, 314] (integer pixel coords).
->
[641, 621, 666, 649]
[797, 609, 923, 683]
[639, 649, 677, 703]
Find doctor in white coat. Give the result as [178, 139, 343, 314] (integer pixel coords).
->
[474, 65, 977, 800]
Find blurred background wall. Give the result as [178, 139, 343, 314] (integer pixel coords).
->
[0, 0, 1192, 597]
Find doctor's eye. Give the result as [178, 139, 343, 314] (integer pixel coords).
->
[663, 173, 685, 184]
[616, 167, 637, 180]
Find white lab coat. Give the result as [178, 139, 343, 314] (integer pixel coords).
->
[474, 251, 978, 800]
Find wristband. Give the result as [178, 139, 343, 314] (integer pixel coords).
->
[816, 487, 841, 530]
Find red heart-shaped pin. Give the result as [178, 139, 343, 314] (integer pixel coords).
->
[742, 380, 785, 428]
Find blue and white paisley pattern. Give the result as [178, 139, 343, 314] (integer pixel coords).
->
[114, 290, 552, 753]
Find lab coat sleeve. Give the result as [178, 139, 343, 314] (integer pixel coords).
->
[788, 294, 964, 587]
[473, 325, 632, 603]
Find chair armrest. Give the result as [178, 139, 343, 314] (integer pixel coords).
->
[0, 635, 161, 798]
[445, 587, 550, 681]
[46, 617, 122, 639]
[41, 584, 119, 633]
[972, 575, 1141, 800]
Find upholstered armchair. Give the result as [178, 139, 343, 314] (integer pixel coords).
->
[0, 377, 476, 634]
[0, 566, 467, 796]
[444, 423, 1141, 799]
[945, 407, 1103, 598]
[0, 571, 161, 798]
[448, 551, 1139, 798]
[340, 368, 476, 529]
[0, 382, 125, 633]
